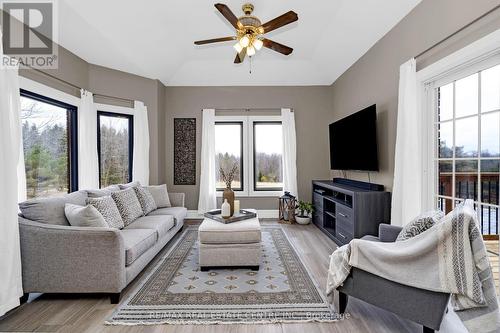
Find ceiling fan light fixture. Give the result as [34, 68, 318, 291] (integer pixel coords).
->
[247, 45, 256, 56]
[239, 35, 250, 47]
[253, 38, 263, 50]
[233, 42, 244, 53]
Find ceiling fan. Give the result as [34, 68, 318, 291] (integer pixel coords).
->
[194, 3, 298, 64]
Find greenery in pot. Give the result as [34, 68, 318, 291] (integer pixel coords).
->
[296, 200, 314, 217]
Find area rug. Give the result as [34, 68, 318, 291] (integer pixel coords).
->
[106, 226, 340, 325]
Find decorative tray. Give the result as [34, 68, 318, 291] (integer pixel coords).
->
[204, 209, 257, 224]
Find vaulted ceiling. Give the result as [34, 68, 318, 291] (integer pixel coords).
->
[59, 0, 421, 86]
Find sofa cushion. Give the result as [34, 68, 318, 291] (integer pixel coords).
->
[125, 215, 175, 240]
[134, 186, 157, 215]
[199, 217, 261, 244]
[396, 210, 444, 241]
[147, 206, 187, 226]
[87, 196, 124, 229]
[120, 229, 157, 266]
[64, 203, 108, 228]
[86, 185, 120, 198]
[19, 191, 88, 226]
[112, 188, 143, 226]
[145, 184, 171, 208]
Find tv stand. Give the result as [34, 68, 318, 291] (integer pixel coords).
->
[312, 180, 391, 246]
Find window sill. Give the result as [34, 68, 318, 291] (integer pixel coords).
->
[216, 191, 282, 198]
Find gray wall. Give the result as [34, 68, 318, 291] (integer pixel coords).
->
[328, 0, 500, 190]
[164, 87, 332, 210]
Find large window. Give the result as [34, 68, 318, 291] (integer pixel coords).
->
[215, 122, 243, 191]
[436, 63, 500, 236]
[215, 116, 283, 196]
[20, 90, 78, 199]
[98, 112, 133, 188]
[253, 122, 283, 191]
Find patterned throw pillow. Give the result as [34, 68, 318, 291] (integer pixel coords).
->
[396, 210, 445, 241]
[111, 188, 144, 226]
[86, 196, 124, 229]
[134, 186, 157, 215]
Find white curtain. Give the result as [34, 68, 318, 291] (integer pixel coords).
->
[0, 52, 24, 315]
[281, 108, 298, 198]
[78, 90, 99, 190]
[132, 101, 150, 186]
[391, 58, 421, 226]
[198, 109, 217, 213]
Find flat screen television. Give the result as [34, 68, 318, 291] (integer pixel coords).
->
[329, 104, 378, 171]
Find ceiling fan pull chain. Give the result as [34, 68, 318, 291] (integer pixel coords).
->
[249, 56, 252, 74]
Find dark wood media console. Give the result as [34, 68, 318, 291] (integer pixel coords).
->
[312, 180, 391, 246]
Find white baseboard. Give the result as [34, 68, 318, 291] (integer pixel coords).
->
[186, 209, 279, 219]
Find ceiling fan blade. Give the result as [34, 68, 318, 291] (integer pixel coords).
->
[215, 3, 242, 29]
[234, 48, 247, 63]
[259, 11, 298, 34]
[194, 36, 236, 45]
[263, 39, 293, 55]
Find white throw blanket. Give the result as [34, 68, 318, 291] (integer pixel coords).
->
[326, 200, 500, 333]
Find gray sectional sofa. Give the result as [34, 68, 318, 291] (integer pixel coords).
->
[18, 188, 187, 303]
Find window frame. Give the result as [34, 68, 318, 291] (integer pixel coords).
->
[250, 118, 284, 196]
[20, 88, 79, 194]
[214, 115, 283, 198]
[215, 121, 245, 192]
[97, 111, 134, 188]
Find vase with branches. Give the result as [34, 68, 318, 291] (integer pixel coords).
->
[220, 163, 238, 216]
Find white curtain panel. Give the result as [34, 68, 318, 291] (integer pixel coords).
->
[78, 90, 99, 190]
[132, 101, 150, 185]
[391, 58, 422, 226]
[281, 108, 298, 198]
[198, 109, 217, 213]
[0, 54, 24, 315]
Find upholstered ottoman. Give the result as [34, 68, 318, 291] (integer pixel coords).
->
[198, 213, 261, 271]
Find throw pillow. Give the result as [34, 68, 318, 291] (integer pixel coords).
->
[119, 181, 141, 189]
[86, 185, 121, 198]
[86, 196, 124, 229]
[134, 186, 157, 215]
[64, 203, 108, 228]
[145, 184, 171, 208]
[396, 210, 445, 241]
[111, 188, 144, 226]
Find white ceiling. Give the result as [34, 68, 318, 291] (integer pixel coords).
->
[59, 0, 421, 86]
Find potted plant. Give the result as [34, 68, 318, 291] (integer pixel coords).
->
[295, 200, 314, 225]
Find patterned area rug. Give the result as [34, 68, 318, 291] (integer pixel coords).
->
[107, 226, 339, 325]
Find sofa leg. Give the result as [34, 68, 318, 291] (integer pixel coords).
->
[338, 291, 348, 314]
[19, 293, 29, 304]
[109, 292, 121, 304]
[423, 326, 434, 333]
[200, 266, 209, 272]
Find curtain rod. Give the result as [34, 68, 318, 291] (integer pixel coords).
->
[203, 108, 293, 112]
[415, 4, 500, 59]
[26, 67, 135, 103]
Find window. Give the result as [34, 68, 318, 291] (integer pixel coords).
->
[214, 116, 283, 196]
[215, 122, 243, 191]
[436, 64, 500, 236]
[253, 122, 283, 191]
[97, 112, 133, 188]
[20, 90, 78, 199]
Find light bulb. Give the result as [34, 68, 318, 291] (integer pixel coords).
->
[239, 35, 250, 47]
[233, 42, 243, 53]
[247, 45, 256, 56]
[253, 39, 263, 50]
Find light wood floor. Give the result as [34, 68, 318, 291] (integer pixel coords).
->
[1, 221, 495, 333]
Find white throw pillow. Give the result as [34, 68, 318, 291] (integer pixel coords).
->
[64, 203, 108, 228]
[145, 184, 171, 208]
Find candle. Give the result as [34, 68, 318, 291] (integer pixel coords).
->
[234, 200, 240, 213]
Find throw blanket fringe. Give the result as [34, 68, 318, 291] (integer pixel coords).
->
[326, 200, 500, 333]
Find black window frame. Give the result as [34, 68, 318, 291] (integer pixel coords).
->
[215, 121, 244, 191]
[20, 89, 79, 194]
[253, 121, 284, 192]
[97, 111, 134, 188]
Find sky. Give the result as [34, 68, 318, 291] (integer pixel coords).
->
[215, 123, 283, 156]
